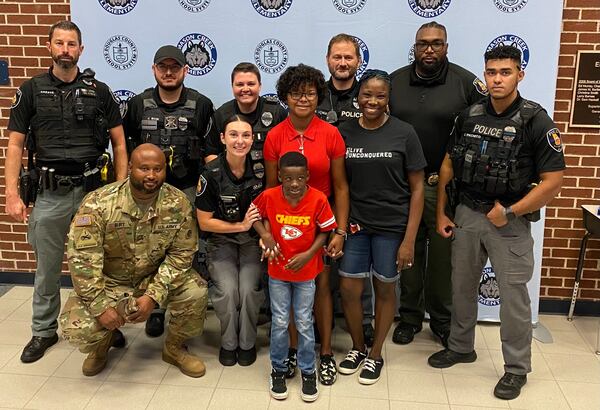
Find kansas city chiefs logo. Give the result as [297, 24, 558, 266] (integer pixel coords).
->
[281, 225, 303, 240]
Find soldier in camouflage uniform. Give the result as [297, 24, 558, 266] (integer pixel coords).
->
[60, 144, 208, 378]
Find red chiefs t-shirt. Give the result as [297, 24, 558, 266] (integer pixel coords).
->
[263, 116, 346, 198]
[253, 186, 337, 282]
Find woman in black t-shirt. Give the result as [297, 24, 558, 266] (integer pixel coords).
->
[337, 70, 426, 385]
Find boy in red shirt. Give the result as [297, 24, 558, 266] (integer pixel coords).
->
[252, 152, 336, 402]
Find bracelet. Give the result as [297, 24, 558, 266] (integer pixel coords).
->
[334, 228, 347, 239]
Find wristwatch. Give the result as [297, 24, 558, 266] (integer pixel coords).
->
[334, 228, 347, 239]
[503, 206, 516, 221]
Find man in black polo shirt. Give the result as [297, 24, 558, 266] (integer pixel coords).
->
[124, 45, 218, 337]
[388, 22, 487, 347]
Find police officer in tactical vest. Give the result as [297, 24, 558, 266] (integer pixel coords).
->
[428, 45, 565, 401]
[123, 45, 218, 337]
[205, 62, 287, 171]
[4, 20, 128, 363]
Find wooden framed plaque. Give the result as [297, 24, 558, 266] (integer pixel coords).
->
[570, 50, 600, 128]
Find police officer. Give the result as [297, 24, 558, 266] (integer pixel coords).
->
[196, 115, 264, 367]
[124, 45, 217, 337]
[315, 33, 375, 348]
[389, 22, 487, 347]
[4, 20, 127, 364]
[60, 144, 208, 378]
[428, 45, 565, 401]
[205, 62, 287, 169]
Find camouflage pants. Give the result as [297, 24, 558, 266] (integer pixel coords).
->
[60, 274, 208, 352]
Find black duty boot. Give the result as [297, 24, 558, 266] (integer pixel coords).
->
[20, 334, 59, 363]
[145, 310, 165, 337]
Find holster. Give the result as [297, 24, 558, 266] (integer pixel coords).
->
[19, 167, 38, 207]
[445, 179, 459, 214]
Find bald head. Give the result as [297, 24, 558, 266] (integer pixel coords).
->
[129, 143, 167, 197]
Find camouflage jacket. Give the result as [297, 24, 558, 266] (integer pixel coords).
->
[67, 179, 198, 317]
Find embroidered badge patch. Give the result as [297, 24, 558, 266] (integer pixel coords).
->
[546, 128, 563, 152]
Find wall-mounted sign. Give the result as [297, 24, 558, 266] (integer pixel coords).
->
[570, 50, 600, 128]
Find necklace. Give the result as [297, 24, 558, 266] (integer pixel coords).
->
[359, 113, 389, 130]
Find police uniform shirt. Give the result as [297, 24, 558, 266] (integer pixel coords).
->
[339, 116, 426, 235]
[316, 78, 361, 127]
[8, 67, 122, 174]
[205, 96, 287, 157]
[195, 154, 263, 226]
[389, 59, 487, 175]
[448, 94, 566, 203]
[124, 86, 217, 189]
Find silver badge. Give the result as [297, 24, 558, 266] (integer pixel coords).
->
[253, 162, 265, 179]
[261, 111, 273, 127]
[325, 110, 338, 124]
[178, 117, 188, 131]
[502, 126, 516, 143]
[165, 116, 177, 130]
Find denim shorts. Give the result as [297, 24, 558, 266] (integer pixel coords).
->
[339, 231, 402, 283]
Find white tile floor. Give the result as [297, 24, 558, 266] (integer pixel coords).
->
[0, 285, 599, 409]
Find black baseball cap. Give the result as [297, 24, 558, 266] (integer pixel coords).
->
[153, 45, 185, 66]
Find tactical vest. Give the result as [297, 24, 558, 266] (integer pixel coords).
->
[140, 88, 202, 178]
[450, 99, 543, 198]
[30, 69, 108, 163]
[205, 157, 264, 223]
[219, 96, 281, 179]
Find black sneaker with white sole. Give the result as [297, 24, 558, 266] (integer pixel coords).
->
[358, 357, 384, 385]
[300, 371, 319, 402]
[283, 348, 297, 378]
[338, 347, 368, 375]
[318, 354, 337, 385]
[269, 368, 288, 400]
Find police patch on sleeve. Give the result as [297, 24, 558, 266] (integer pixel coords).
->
[196, 175, 207, 196]
[473, 78, 488, 96]
[546, 128, 563, 152]
[10, 89, 22, 109]
[74, 214, 93, 226]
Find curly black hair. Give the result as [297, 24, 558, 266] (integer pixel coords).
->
[276, 64, 327, 106]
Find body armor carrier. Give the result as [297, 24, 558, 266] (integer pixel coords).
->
[450, 99, 542, 199]
[140, 88, 202, 178]
[205, 158, 263, 223]
[30, 69, 108, 163]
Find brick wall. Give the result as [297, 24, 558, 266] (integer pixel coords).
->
[0, 0, 599, 305]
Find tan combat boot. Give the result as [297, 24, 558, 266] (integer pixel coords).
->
[162, 332, 206, 377]
[82, 331, 116, 376]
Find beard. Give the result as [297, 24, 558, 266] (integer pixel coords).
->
[156, 76, 184, 92]
[415, 56, 446, 77]
[52, 53, 78, 69]
[331, 66, 357, 82]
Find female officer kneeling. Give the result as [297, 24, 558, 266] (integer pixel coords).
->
[196, 115, 264, 366]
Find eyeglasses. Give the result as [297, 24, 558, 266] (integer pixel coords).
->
[155, 63, 183, 73]
[414, 41, 446, 52]
[288, 91, 318, 101]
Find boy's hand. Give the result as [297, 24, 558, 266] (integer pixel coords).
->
[325, 233, 344, 259]
[285, 251, 311, 272]
[259, 236, 283, 264]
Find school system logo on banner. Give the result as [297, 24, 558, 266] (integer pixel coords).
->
[408, 0, 451, 18]
[113, 89, 136, 118]
[408, 44, 415, 64]
[103, 35, 138, 70]
[354, 36, 370, 78]
[251, 0, 293, 18]
[493, 0, 528, 13]
[254, 39, 289, 74]
[478, 267, 500, 307]
[487, 34, 530, 69]
[332, 0, 367, 14]
[98, 0, 138, 15]
[179, 0, 211, 12]
[178, 33, 217, 76]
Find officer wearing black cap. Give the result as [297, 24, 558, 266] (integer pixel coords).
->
[388, 22, 487, 348]
[4, 20, 128, 363]
[205, 62, 287, 174]
[124, 44, 218, 337]
[428, 45, 565, 401]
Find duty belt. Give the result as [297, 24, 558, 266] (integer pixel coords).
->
[459, 193, 494, 214]
[426, 172, 439, 186]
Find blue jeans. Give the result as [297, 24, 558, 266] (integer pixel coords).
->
[269, 277, 316, 374]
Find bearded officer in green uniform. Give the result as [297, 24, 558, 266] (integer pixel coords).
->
[60, 143, 208, 378]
